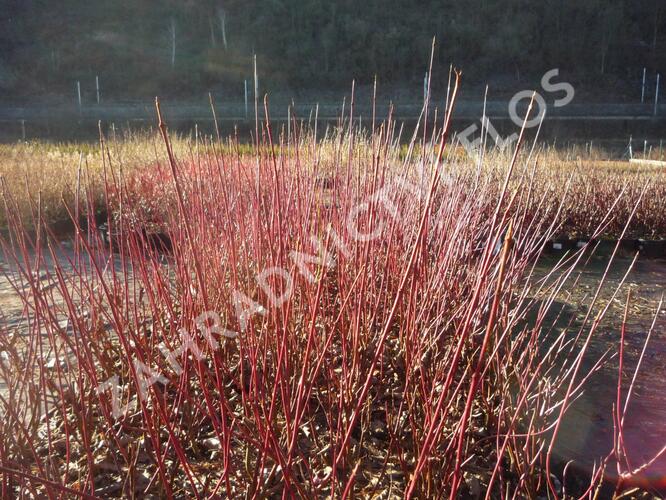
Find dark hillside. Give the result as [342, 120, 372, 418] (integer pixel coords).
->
[0, 0, 665, 101]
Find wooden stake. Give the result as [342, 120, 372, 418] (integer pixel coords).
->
[208, 92, 220, 141]
[654, 73, 660, 116]
[170, 18, 176, 68]
[244, 80, 248, 120]
[423, 72, 428, 102]
[209, 18, 216, 47]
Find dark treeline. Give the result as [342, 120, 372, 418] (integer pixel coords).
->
[0, 0, 664, 101]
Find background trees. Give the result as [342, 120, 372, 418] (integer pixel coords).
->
[0, 0, 664, 100]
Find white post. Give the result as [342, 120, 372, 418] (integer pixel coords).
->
[253, 54, 259, 129]
[641, 67, 647, 103]
[654, 73, 661, 116]
[244, 79, 248, 119]
[219, 9, 228, 50]
[423, 72, 428, 102]
[253, 55, 258, 99]
[170, 18, 176, 68]
[76, 81, 82, 110]
[21, 119, 26, 141]
[96, 75, 100, 104]
[209, 18, 216, 47]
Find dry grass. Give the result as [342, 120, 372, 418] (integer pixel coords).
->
[2, 134, 665, 239]
[1, 128, 665, 242]
[0, 133, 195, 230]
